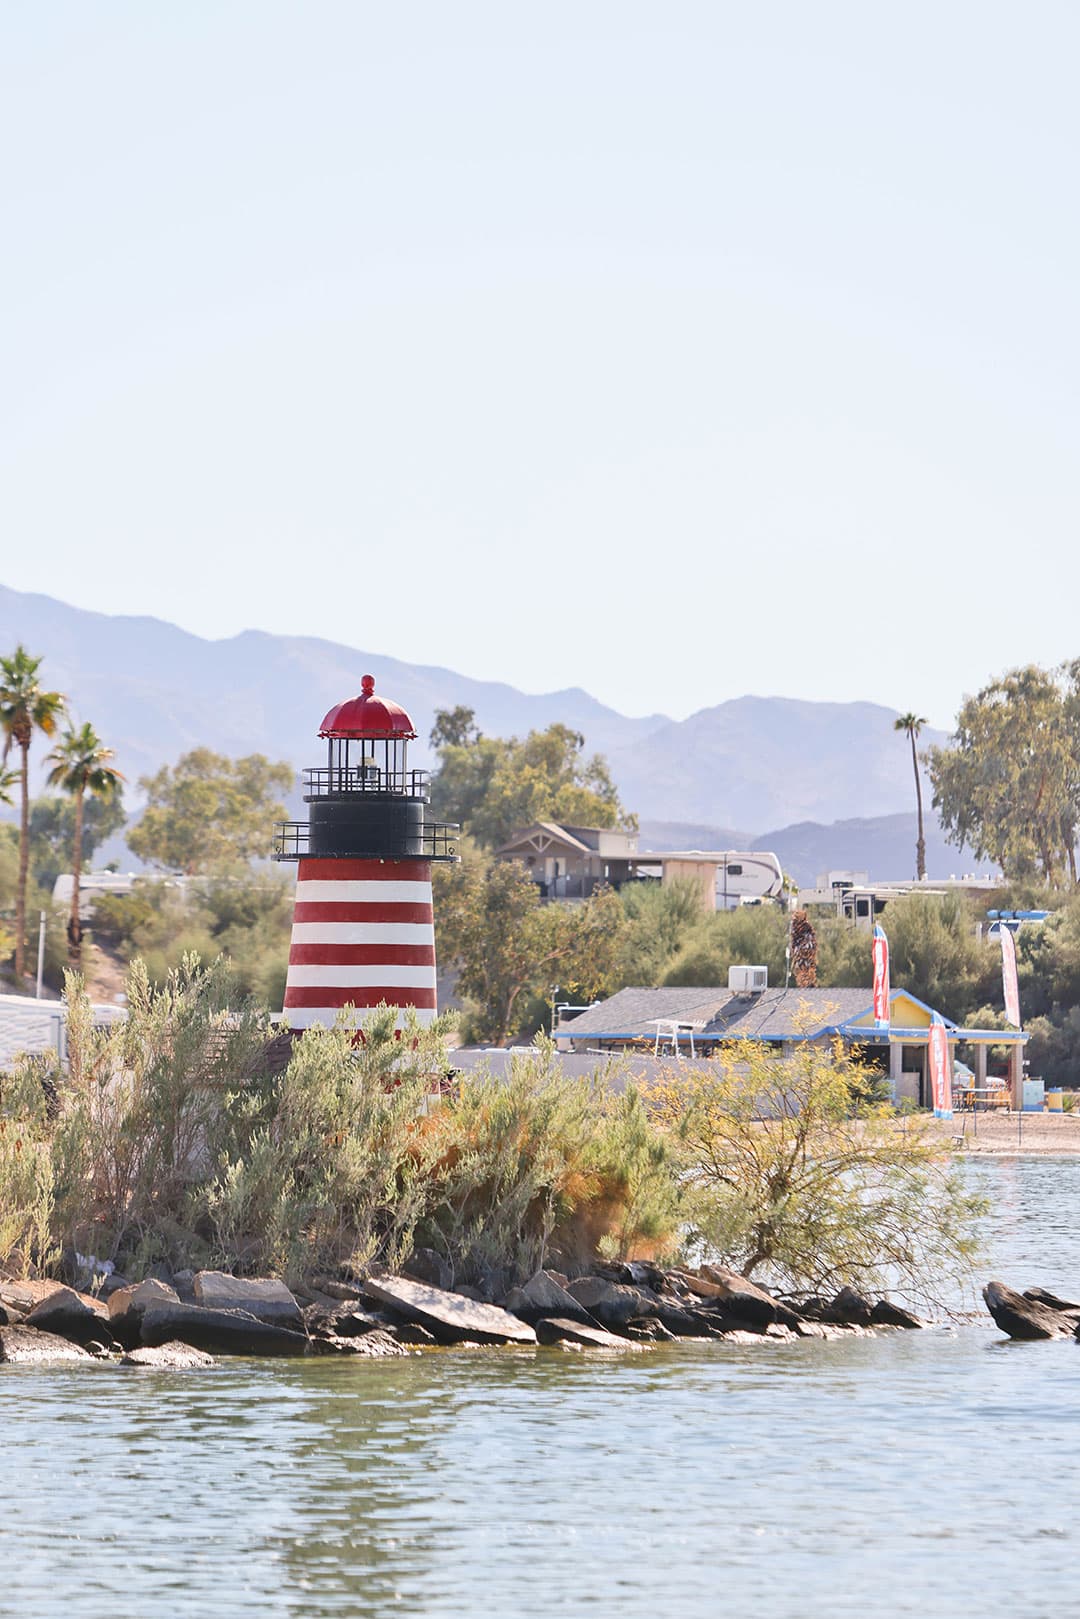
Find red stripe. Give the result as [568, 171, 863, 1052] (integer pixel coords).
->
[283, 986, 437, 1010]
[292, 901, 433, 924]
[296, 857, 433, 882]
[287, 943, 436, 967]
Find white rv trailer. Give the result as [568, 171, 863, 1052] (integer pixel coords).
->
[634, 849, 785, 911]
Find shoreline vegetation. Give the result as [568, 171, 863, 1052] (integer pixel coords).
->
[0, 955, 996, 1373]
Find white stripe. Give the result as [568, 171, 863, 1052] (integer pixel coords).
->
[284, 1006, 436, 1030]
[286, 965, 437, 989]
[289, 922, 434, 946]
[295, 879, 432, 904]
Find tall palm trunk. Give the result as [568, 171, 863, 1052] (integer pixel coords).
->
[910, 729, 926, 880]
[15, 734, 30, 980]
[69, 780, 85, 965]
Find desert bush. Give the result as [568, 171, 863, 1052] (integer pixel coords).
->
[204, 1005, 455, 1280]
[55, 955, 275, 1272]
[649, 1034, 986, 1307]
[422, 1040, 681, 1285]
[0, 1057, 58, 1275]
[2, 957, 680, 1287]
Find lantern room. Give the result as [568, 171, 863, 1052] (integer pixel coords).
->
[317, 674, 418, 794]
[273, 674, 457, 863]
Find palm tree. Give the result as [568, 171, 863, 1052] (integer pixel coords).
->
[894, 712, 929, 880]
[45, 722, 125, 964]
[0, 646, 66, 981]
[0, 765, 17, 807]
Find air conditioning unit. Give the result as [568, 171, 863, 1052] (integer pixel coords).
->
[728, 964, 768, 994]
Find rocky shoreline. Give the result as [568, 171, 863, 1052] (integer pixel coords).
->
[0, 1260, 926, 1369]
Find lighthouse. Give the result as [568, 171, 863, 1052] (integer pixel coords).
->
[273, 675, 457, 1031]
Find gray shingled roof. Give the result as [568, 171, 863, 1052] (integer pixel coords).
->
[558, 985, 877, 1041]
[702, 987, 875, 1040]
[559, 987, 730, 1038]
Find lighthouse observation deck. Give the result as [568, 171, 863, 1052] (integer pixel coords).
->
[272, 675, 458, 863]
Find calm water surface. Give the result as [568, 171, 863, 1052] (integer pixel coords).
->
[3, 1157, 1079, 1619]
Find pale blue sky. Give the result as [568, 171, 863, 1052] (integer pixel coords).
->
[2, 2, 1076, 727]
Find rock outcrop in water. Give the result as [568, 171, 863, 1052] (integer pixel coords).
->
[982, 1280, 1080, 1340]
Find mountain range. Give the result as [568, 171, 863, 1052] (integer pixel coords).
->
[0, 584, 966, 885]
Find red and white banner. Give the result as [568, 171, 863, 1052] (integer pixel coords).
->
[872, 925, 890, 1026]
[928, 1012, 953, 1118]
[1000, 925, 1021, 1028]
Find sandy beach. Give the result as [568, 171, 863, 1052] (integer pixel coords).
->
[924, 1110, 1080, 1155]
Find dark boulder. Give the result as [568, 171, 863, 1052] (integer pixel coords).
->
[403, 1248, 454, 1292]
[0, 1326, 95, 1365]
[121, 1341, 216, 1369]
[108, 1279, 181, 1349]
[535, 1317, 643, 1350]
[696, 1265, 800, 1330]
[625, 1318, 677, 1343]
[140, 1302, 310, 1356]
[823, 1287, 875, 1327]
[362, 1275, 537, 1346]
[25, 1286, 113, 1348]
[503, 1270, 594, 1326]
[328, 1308, 388, 1339]
[1024, 1287, 1080, 1316]
[650, 1302, 732, 1339]
[564, 1276, 657, 1329]
[870, 1299, 923, 1329]
[983, 1280, 1075, 1340]
[192, 1272, 304, 1330]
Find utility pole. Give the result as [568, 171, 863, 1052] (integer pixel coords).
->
[35, 910, 46, 999]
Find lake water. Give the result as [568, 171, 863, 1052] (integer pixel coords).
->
[3, 1156, 1079, 1619]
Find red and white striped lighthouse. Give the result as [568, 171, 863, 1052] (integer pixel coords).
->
[273, 676, 457, 1031]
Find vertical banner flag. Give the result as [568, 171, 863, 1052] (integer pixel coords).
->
[928, 1012, 953, 1119]
[872, 925, 890, 1027]
[1000, 925, 1021, 1028]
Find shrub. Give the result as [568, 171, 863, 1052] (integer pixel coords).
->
[649, 1033, 986, 1307]
[422, 1040, 682, 1285]
[0, 1057, 59, 1275]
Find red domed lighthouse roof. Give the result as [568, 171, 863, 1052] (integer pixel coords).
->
[319, 675, 417, 740]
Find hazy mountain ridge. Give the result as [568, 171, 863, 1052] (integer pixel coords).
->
[1, 586, 949, 854]
[613, 697, 949, 829]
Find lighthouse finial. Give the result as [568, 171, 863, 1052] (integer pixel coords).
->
[361, 673, 375, 696]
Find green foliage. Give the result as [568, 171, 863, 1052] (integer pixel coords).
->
[422, 1042, 681, 1283]
[613, 880, 704, 986]
[650, 1036, 986, 1304]
[0, 1058, 59, 1275]
[0, 644, 66, 978]
[0, 961, 680, 1287]
[28, 792, 127, 886]
[205, 1006, 453, 1280]
[429, 706, 480, 749]
[660, 903, 790, 988]
[429, 716, 634, 848]
[127, 749, 295, 873]
[435, 848, 626, 1044]
[90, 872, 293, 1005]
[826, 892, 998, 1015]
[54, 957, 275, 1272]
[930, 663, 1080, 884]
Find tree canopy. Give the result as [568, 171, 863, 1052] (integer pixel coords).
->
[929, 664, 1080, 884]
[127, 749, 295, 873]
[434, 848, 626, 1044]
[29, 792, 127, 885]
[428, 708, 634, 848]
